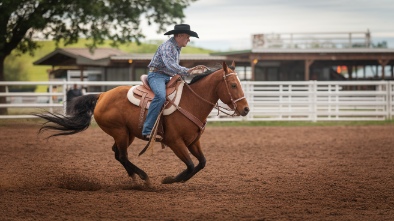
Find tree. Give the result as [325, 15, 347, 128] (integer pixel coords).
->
[0, 0, 196, 114]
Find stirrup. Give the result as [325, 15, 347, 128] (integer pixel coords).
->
[144, 134, 163, 142]
[139, 108, 165, 156]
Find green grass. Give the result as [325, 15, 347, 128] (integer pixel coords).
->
[206, 120, 394, 127]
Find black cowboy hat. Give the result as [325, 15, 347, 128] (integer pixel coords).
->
[164, 24, 199, 38]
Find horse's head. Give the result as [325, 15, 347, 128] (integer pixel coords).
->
[217, 61, 250, 116]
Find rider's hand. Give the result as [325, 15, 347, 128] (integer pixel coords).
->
[188, 65, 210, 75]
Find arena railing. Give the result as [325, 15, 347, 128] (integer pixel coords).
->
[0, 80, 393, 121]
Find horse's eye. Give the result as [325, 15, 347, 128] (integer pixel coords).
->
[231, 84, 237, 89]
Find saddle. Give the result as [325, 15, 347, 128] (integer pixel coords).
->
[127, 74, 184, 130]
[137, 74, 181, 104]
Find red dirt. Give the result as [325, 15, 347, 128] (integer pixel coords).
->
[1, 122, 394, 220]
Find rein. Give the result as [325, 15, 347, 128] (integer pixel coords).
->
[183, 71, 246, 116]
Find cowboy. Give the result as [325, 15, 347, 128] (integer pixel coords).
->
[142, 24, 208, 140]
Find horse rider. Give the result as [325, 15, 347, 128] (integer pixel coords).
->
[142, 24, 208, 140]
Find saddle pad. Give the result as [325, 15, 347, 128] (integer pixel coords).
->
[127, 81, 184, 116]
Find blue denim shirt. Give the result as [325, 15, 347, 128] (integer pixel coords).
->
[148, 37, 189, 76]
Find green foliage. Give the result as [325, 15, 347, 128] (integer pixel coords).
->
[4, 53, 37, 92]
[373, 41, 388, 48]
[4, 54, 29, 81]
[0, 0, 197, 82]
[1, 0, 196, 55]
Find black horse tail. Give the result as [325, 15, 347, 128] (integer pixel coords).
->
[34, 94, 100, 138]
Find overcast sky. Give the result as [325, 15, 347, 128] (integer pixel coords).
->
[141, 0, 394, 51]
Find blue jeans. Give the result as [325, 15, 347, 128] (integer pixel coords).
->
[142, 72, 171, 136]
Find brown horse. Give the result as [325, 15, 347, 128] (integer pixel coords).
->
[35, 62, 249, 185]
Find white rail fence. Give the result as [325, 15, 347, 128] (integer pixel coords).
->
[0, 80, 393, 121]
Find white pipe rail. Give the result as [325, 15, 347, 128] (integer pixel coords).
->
[0, 80, 393, 121]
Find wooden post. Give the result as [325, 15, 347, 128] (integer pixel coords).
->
[378, 59, 389, 79]
[347, 65, 353, 80]
[354, 65, 357, 79]
[251, 58, 258, 81]
[80, 66, 85, 81]
[130, 63, 135, 81]
[127, 59, 135, 80]
[305, 60, 314, 80]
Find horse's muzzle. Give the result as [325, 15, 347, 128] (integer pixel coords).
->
[240, 106, 250, 116]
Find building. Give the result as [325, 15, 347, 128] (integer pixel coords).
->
[217, 31, 394, 81]
[34, 47, 229, 91]
[34, 31, 394, 88]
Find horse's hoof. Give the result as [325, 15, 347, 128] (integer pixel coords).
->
[131, 174, 137, 182]
[162, 176, 175, 184]
[145, 178, 152, 188]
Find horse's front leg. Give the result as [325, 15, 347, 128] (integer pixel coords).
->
[162, 143, 195, 184]
[186, 140, 206, 181]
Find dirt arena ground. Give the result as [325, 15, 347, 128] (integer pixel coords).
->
[0, 121, 393, 221]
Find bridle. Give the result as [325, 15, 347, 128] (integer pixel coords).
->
[167, 70, 246, 147]
[183, 70, 246, 116]
[221, 72, 247, 116]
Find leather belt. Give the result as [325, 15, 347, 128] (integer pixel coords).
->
[149, 67, 160, 72]
[148, 67, 175, 77]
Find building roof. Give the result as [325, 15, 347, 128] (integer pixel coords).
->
[33, 48, 127, 66]
[112, 53, 227, 61]
[251, 48, 394, 54]
[212, 48, 394, 55]
[34, 48, 227, 67]
[35, 47, 394, 69]
[212, 48, 394, 65]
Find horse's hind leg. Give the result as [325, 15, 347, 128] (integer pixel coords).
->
[112, 143, 136, 180]
[112, 135, 150, 185]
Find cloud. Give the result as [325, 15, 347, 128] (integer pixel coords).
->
[140, 0, 394, 50]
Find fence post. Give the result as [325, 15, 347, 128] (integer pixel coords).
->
[246, 82, 253, 121]
[5, 85, 9, 103]
[48, 83, 53, 113]
[279, 84, 283, 120]
[328, 84, 331, 120]
[312, 81, 317, 122]
[63, 79, 67, 114]
[388, 81, 392, 120]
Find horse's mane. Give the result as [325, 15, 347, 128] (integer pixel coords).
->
[189, 64, 235, 85]
[189, 68, 219, 85]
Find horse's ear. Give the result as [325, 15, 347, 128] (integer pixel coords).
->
[229, 60, 236, 70]
[222, 61, 229, 73]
